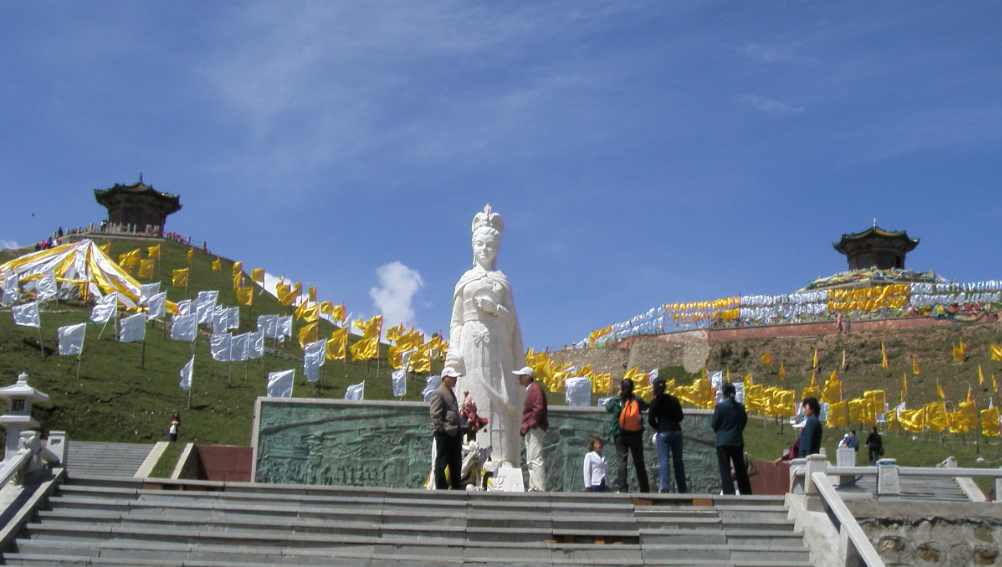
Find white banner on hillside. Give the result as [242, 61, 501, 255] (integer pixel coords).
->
[230, 333, 250, 362]
[257, 314, 278, 338]
[175, 299, 192, 316]
[119, 313, 146, 343]
[147, 292, 167, 320]
[171, 313, 197, 341]
[345, 381, 365, 401]
[248, 329, 264, 359]
[565, 377, 592, 407]
[34, 271, 58, 301]
[210, 333, 232, 362]
[179, 356, 194, 391]
[12, 302, 40, 328]
[277, 315, 293, 338]
[227, 306, 239, 331]
[139, 282, 160, 305]
[89, 293, 118, 324]
[211, 307, 229, 335]
[1, 276, 18, 306]
[58, 323, 86, 355]
[303, 339, 327, 383]
[391, 349, 417, 398]
[196, 291, 218, 324]
[422, 375, 442, 402]
[267, 369, 295, 398]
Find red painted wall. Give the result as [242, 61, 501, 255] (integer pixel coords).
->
[196, 445, 253, 482]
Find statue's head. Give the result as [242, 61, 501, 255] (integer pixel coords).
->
[471, 205, 503, 268]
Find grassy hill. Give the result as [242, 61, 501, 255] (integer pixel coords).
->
[0, 237, 440, 449]
[2, 237, 1001, 481]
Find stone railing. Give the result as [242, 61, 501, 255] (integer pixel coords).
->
[0, 431, 66, 488]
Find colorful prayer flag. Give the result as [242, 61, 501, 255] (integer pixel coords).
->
[172, 268, 189, 287]
[147, 244, 160, 259]
[760, 351, 773, 367]
[251, 268, 265, 284]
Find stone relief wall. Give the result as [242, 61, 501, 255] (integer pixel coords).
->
[252, 398, 721, 493]
[849, 501, 1002, 567]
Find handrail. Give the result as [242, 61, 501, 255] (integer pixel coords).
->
[0, 450, 32, 488]
[811, 471, 886, 567]
[794, 466, 1002, 479]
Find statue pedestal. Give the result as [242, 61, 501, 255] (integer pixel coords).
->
[486, 463, 524, 492]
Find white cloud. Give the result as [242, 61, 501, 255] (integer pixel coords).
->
[735, 94, 804, 115]
[369, 261, 424, 331]
[0, 240, 19, 250]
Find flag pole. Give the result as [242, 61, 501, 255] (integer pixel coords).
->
[141, 334, 146, 369]
[227, 360, 232, 388]
[75, 326, 86, 381]
[36, 319, 45, 360]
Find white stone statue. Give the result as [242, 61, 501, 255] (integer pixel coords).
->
[444, 205, 526, 466]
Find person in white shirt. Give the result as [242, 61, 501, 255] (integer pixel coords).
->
[583, 437, 609, 492]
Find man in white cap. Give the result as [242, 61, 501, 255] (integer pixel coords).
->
[516, 366, 548, 491]
[430, 368, 463, 490]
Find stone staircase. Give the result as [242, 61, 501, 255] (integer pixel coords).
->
[2, 475, 812, 566]
[66, 442, 154, 478]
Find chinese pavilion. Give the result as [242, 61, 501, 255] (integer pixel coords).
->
[833, 224, 919, 271]
[94, 175, 181, 233]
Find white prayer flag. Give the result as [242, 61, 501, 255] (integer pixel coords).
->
[277, 315, 293, 338]
[648, 368, 658, 385]
[248, 329, 264, 359]
[179, 356, 194, 391]
[345, 381, 365, 401]
[12, 302, 40, 328]
[230, 333, 250, 362]
[147, 292, 167, 320]
[1, 276, 18, 306]
[171, 313, 197, 341]
[175, 299, 192, 316]
[565, 377, 592, 407]
[227, 306, 240, 331]
[391, 369, 407, 397]
[139, 282, 160, 305]
[196, 291, 218, 324]
[210, 333, 232, 362]
[58, 323, 86, 355]
[597, 397, 615, 408]
[211, 307, 229, 334]
[267, 369, 295, 398]
[119, 313, 146, 342]
[257, 314, 278, 338]
[89, 293, 118, 323]
[303, 339, 327, 382]
[34, 272, 57, 300]
[421, 375, 442, 403]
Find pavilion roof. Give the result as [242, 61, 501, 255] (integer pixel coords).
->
[94, 177, 181, 214]
[832, 225, 919, 254]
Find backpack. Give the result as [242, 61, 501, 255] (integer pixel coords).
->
[619, 399, 642, 432]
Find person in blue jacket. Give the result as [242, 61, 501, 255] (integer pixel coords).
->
[798, 397, 823, 458]
[711, 383, 752, 495]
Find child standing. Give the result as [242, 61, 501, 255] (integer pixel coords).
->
[583, 437, 609, 492]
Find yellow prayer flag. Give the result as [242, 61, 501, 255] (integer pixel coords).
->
[349, 336, 379, 361]
[137, 259, 155, 279]
[251, 268, 265, 284]
[171, 268, 189, 287]
[186, 248, 194, 265]
[979, 364, 985, 386]
[211, 258, 222, 272]
[990, 343, 1002, 362]
[936, 378, 946, 400]
[743, 373, 753, 388]
[887, 409, 901, 431]
[994, 374, 999, 396]
[826, 401, 849, 428]
[953, 338, 967, 363]
[319, 301, 333, 315]
[147, 244, 160, 259]
[98, 243, 112, 255]
[779, 361, 786, 381]
[760, 351, 773, 367]
[821, 375, 841, 405]
[408, 346, 432, 373]
[981, 407, 1000, 437]
[901, 373, 908, 404]
[925, 401, 948, 431]
[308, 286, 317, 303]
[278, 284, 297, 306]
[232, 261, 243, 279]
[899, 408, 925, 433]
[848, 398, 868, 425]
[332, 303, 346, 323]
[864, 390, 885, 414]
[588, 325, 613, 345]
[881, 342, 889, 372]
[809, 369, 816, 389]
[812, 348, 818, 368]
[802, 386, 820, 400]
[326, 328, 348, 361]
[298, 322, 319, 349]
[237, 287, 254, 306]
[233, 272, 243, 291]
[912, 356, 920, 375]
[958, 399, 978, 428]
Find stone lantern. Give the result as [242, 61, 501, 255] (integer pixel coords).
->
[0, 372, 50, 460]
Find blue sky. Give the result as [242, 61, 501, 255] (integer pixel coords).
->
[2, 2, 1000, 350]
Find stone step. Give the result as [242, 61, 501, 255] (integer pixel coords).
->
[66, 443, 154, 478]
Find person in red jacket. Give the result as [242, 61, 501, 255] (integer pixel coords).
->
[516, 366, 548, 491]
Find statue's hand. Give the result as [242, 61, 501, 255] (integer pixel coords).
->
[475, 296, 499, 315]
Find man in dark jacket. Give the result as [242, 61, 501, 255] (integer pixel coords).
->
[430, 368, 463, 490]
[517, 366, 548, 491]
[711, 383, 752, 495]
[798, 397, 823, 458]
[605, 378, 650, 493]
[865, 426, 883, 463]
[648, 377, 686, 493]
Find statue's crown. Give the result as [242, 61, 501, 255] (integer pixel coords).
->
[471, 205, 504, 235]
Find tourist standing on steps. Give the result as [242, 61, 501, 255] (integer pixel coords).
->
[606, 378, 651, 493]
[798, 397, 823, 458]
[583, 437, 609, 492]
[517, 366, 548, 492]
[430, 368, 463, 490]
[865, 426, 883, 464]
[711, 383, 752, 495]
[167, 412, 180, 442]
[648, 377, 687, 493]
